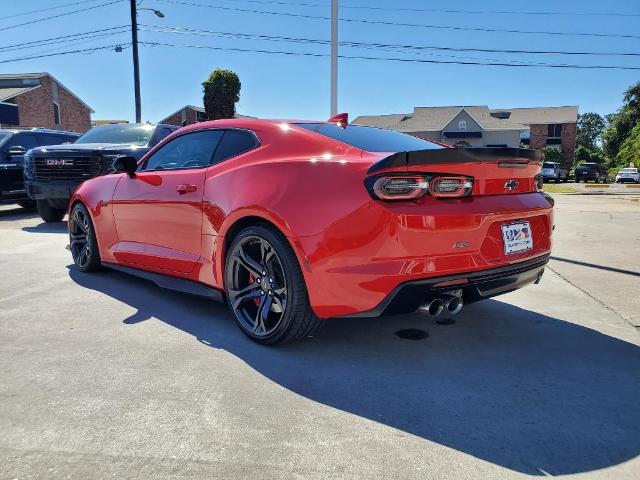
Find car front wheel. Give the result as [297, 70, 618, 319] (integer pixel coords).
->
[225, 225, 323, 345]
[69, 203, 101, 272]
[37, 200, 65, 222]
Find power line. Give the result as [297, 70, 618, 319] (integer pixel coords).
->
[220, 0, 640, 17]
[140, 24, 640, 58]
[157, 0, 640, 39]
[0, 44, 129, 64]
[0, 0, 109, 21]
[0, 0, 123, 32]
[0, 26, 130, 52]
[139, 40, 640, 70]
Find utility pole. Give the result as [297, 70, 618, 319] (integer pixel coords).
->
[330, 0, 338, 116]
[130, 0, 142, 123]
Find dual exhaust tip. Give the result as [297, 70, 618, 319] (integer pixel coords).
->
[419, 295, 463, 317]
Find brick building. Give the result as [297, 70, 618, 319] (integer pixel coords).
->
[0, 73, 93, 133]
[355, 105, 578, 165]
[500, 106, 578, 164]
[159, 105, 254, 127]
[159, 105, 208, 127]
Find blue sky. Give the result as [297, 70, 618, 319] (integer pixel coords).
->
[1, 0, 639, 123]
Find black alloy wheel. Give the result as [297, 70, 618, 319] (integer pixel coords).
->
[225, 225, 322, 344]
[69, 203, 101, 272]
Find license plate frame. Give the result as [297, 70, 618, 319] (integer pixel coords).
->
[501, 221, 533, 255]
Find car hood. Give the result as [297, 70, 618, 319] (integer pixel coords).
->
[29, 143, 150, 155]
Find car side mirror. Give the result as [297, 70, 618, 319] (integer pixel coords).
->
[112, 155, 138, 177]
[7, 146, 26, 157]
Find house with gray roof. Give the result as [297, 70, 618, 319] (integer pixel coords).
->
[354, 105, 578, 163]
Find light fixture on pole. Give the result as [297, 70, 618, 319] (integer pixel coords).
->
[130, 0, 165, 123]
[330, 0, 338, 116]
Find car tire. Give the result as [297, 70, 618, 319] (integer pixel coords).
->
[37, 200, 65, 222]
[68, 203, 102, 272]
[17, 200, 36, 209]
[225, 224, 323, 345]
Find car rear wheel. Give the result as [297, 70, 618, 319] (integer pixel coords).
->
[69, 203, 101, 272]
[37, 200, 65, 222]
[225, 225, 323, 345]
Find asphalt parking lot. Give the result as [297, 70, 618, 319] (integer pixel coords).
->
[1, 194, 639, 480]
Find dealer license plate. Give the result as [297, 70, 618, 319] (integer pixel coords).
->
[501, 222, 533, 255]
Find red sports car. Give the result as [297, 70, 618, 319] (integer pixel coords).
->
[68, 115, 553, 344]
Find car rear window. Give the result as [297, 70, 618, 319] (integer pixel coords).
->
[620, 168, 637, 173]
[296, 123, 442, 152]
[543, 162, 556, 168]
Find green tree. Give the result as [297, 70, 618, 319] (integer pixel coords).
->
[202, 69, 241, 120]
[603, 81, 640, 158]
[575, 145, 606, 165]
[615, 123, 640, 168]
[542, 147, 563, 162]
[576, 112, 605, 149]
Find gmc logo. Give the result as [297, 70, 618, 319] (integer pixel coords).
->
[46, 159, 74, 166]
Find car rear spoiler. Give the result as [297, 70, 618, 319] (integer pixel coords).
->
[368, 147, 543, 174]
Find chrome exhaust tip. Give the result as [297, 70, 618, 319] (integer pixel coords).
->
[419, 298, 445, 317]
[445, 295, 463, 315]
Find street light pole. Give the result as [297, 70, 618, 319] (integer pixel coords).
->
[130, 0, 142, 123]
[330, 0, 338, 116]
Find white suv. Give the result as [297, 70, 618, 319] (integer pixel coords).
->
[615, 167, 640, 184]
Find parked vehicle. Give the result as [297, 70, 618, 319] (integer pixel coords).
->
[24, 123, 178, 222]
[0, 128, 79, 208]
[615, 167, 640, 183]
[575, 162, 607, 183]
[541, 161, 569, 183]
[68, 117, 553, 345]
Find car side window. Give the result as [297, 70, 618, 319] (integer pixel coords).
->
[212, 129, 259, 164]
[142, 130, 224, 171]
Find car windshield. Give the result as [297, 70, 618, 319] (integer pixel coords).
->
[0, 132, 11, 146]
[296, 123, 442, 152]
[75, 124, 155, 146]
[543, 162, 556, 168]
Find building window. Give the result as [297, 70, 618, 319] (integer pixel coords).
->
[548, 124, 562, 138]
[196, 111, 208, 122]
[458, 120, 467, 130]
[53, 102, 61, 125]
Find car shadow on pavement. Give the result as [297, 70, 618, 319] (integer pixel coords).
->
[0, 206, 37, 220]
[22, 221, 68, 234]
[69, 266, 640, 477]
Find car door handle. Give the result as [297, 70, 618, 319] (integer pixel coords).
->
[176, 184, 198, 195]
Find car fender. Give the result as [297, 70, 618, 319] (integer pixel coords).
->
[69, 175, 123, 263]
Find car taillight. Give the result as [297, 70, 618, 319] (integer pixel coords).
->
[372, 175, 429, 200]
[366, 174, 474, 201]
[429, 176, 473, 198]
[534, 173, 544, 192]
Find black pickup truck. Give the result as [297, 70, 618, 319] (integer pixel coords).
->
[24, 123, 178, 222]
[0, 128, 79, 209]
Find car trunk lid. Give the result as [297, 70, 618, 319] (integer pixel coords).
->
[367, 147, 543, 196]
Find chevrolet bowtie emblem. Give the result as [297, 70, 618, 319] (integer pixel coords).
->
[504, 180, 519, 191]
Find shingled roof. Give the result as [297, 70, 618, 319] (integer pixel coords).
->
[353, 105, 578, 133]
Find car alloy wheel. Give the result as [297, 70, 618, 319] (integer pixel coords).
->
[227, 234, 288, 338]
[69, 204, 101, 272]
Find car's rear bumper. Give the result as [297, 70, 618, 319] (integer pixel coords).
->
[297, 192, 554, 318]
[339, 254, 549, 317]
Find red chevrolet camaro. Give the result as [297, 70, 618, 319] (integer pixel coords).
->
[68, 116, 553, 344]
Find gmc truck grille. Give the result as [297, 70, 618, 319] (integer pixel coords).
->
[32, 155, 101, 181]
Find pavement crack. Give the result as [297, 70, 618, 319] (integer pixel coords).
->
[546, 264, 639, 334]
